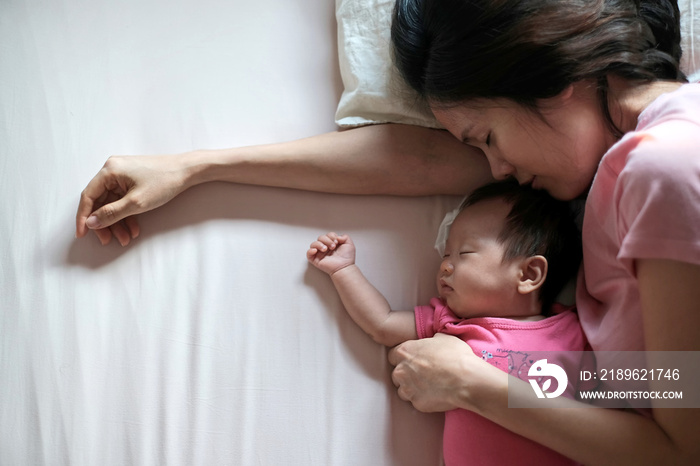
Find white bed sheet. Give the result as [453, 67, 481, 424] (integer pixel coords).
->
[1, 1, 452, 465]
[4, 1, 699, 465]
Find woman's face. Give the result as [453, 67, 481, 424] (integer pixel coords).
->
[431, 85, 613, 200]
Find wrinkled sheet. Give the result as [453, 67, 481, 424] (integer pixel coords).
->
[0, 1, 452, 464]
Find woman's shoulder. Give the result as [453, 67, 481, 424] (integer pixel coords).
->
[606, 130, 700, 215]
[603, 83, 700, 181]
[638, 82, 700, 130]
[590, 84, 700, 230]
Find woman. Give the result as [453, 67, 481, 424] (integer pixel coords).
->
[76, 0, 699, 463]
[387, 0, 699, 464]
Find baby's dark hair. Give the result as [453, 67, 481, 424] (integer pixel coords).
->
[462, 180, 582, 313]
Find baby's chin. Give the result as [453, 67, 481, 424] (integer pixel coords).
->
[441, 299, 480, 319]
[443, 298, 501, 320]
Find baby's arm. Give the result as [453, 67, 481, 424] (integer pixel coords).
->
[307, 232, 418, 347]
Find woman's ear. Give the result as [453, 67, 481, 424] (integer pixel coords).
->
[517, 255, 548, 295]
[541, 84, 575, 108]
[558, 84, 575, 102]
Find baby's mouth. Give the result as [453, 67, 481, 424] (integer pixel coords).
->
[439, 279, 453, 294]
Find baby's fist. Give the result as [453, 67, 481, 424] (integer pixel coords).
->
[307, 232, 355, 275]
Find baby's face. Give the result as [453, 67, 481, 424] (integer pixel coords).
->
[437, 198, 523, 318]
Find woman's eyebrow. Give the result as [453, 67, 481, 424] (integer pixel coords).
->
[460, 121, 483, 144]
[460, 124, 475, 142]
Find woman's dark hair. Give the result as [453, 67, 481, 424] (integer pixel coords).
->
[462, 180, 582, 314]
[391, 0, 686, 136]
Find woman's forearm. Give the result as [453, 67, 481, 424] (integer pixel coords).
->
[469, 366, 695, 465]
[185, 123, 493, 196]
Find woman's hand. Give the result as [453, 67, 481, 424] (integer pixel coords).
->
[76, 154, 190, 246]
[387, 333, 497, 413]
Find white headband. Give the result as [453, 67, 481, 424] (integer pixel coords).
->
[434, 197, 467, 257]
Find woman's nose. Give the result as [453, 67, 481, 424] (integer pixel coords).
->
[485, 153, 515, 180]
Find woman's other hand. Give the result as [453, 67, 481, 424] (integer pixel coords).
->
[76, 154, 189, 246]
[388, 333, 501, 413]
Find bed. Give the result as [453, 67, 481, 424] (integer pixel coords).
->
[2, 1, 698, 465]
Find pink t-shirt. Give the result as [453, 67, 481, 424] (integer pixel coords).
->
[415, 298, 588, 466]
[577, 83, 700, 352]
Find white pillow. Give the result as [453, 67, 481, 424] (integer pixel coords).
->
[680, 0, 700, 82]
[334, 0, 440, 128]
[335, 0, 700, 128]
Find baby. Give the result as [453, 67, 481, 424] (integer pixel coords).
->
[307, 180, 586, 465]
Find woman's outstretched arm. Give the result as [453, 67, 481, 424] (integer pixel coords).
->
[76, 123, 492, 245]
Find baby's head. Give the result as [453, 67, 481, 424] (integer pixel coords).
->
[438, 180, 581, 319]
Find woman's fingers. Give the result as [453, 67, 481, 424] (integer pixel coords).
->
[93, 226, 114, 246]
[77, 179, 140, 245]
[76, 161, 132, 233]
[387, 340, 407, 367]
[89, 217, 139, 246]
[109, 221, 133, 247]
[124, 215, 140, 240]
[85, 193, 135, 231]
[77, 155, 181, 244]
[76, 176, 105, 238]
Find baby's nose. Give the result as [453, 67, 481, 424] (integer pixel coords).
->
[441, 260, 454, 275]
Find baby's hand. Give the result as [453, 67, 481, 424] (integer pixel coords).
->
[307, 232, 356, 275]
